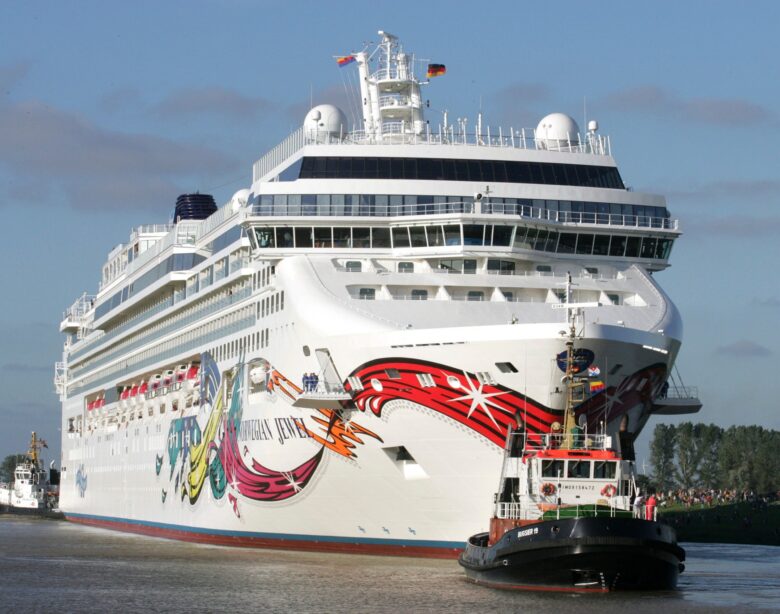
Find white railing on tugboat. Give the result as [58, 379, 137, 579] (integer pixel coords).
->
[524, 432, 612, 451]
[496, 502, 634, 521]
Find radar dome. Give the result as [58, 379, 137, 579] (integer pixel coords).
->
[535, 113, 580, 150]
[304, 104, 348, 142]
[229, 188, 250, 212]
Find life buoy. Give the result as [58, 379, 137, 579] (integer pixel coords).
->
[541, 482, 556, 496]
[601, 484, 617, 497]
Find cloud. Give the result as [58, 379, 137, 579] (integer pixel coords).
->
[2, 363, 51, 373]
[0, 61, 31, 93]
[154, 86, 274, 119]
[714, 340, 772, 357]
[99, 87, 144, 113]
[0, 99, 236, 211]
[751, 297, 780, 309]
[691, 215, 780, 237]
[667, 179, 780, 203]
[601, 86, 772, 126]
[491, 82, 552, 128]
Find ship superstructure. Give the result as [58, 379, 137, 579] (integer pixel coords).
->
[55, 31, 700, 556]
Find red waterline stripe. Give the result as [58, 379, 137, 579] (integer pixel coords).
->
[66, 515, 461, 560]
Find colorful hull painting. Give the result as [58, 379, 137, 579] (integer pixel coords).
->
[157, 352, 664, 514]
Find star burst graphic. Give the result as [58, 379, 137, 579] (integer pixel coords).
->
[447, 371, 510, 428]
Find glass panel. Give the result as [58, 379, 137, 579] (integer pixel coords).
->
[255, 228, 275, 248]
[567, 460, 591, 479]
[314, 227, 332, 248]
[609, 235, 626, 257]
[392, 227, 411, 248]
[316, 194, 331, 216]
[576, 234, 594, 255]
[463, 224, 484, 246]
[372, 227, 390, 248]
[333, 227, 351, 247]
[345, 261, 362, 272]
[276, 228, 294, 248]
[398, 261, 414, 273]
[374, 194, 388, 217]
[544, 231, 559, 252]
[359, 287, 375, 300]
[294, 227, 313, 248]
[302, 194, 316, 216]
[533, 229, 548, 251]
[640, 237, 657, 258]
[558, 233, 576, 254]
[352, 227, 371, 248]
[426, 225, 444, 247]
[272, 194, 287, 215]
[513, 226, 531, 249]
[409, 226, 427, 247]
[444, 224, 461, 246]
[593, 234, 611, 256]
[492, 225, 513, 246]
[541, 460, 564, 478]
[411, 289, 428, 300]
[467, 290, 484, 301]
[389, 194, 403, 215]
[287, 194, 301, 216]
[593, 461, 616, 479]
[463, 259, 477, 274]
[625, 236, 641, 257]
[657, 238, 672, 259]
[330, 194, 345, 216]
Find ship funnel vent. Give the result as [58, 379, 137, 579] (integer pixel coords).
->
[174, 193, 217, 222]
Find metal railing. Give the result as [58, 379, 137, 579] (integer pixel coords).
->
[496, 501, 634, 520]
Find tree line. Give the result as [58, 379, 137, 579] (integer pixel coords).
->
[648, 423, 779, 494]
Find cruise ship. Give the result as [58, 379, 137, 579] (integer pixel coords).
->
[55, 31, 700, 557]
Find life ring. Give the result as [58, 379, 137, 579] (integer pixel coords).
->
[541, 482, 556, 496]
[601, 484, 617, 497]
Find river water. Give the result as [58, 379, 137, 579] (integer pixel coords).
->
[0, 517, 777, 613]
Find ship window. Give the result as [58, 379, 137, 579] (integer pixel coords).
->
[416, 373, 436, 387]
[256, 229, 275, 248]
[513, 226, 531, 249]
[345, 261, 362, 272]
[607, 293, 620, 305]
[536, 265, 552, 273]
[314, 227, 332, 248]
[358, 287, 375, 300]
[544, 231, 559, 252]
[411, 289, 428, 300]
[467, 291, 484, 301]
[495, 362, 518, 373]
[398, 261, 414, 273]
[609, 235, 626, 257]
[409, 226, 427, 247]
[426, 225, 444, 247]
[594, 461, 617, 479]
[533, 229, 548, 251]
[392, 227, 411, 248]
[333, 227, 351, 247]
[656, 238, 671, 259]
[444, 224, 461, 246]
[491, 225, 513, 246]
[557, 233, 577, 254]
[463, 225, 485, 246]
[542, 460, 564, 478]
[372, 227, 391, 248]
[385, 368, 401, 379]
[640, 237, 657, 259]
[503, 291, 514, 301]
[625, 236, 641, 258]
[593, 235, 610, 256]
[476, 371, 496, 385]
[293, 227, 312, 248]
[567, 460, 591, 479]
[353, 227, 371, 248]
[276, 228, 294, 248]
[576, 234, 594, 255]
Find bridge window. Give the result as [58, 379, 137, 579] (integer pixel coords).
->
[295, 227, 313, 248]
[594, 461, 617, 479]
[444, 225, 462, 246]
[542, 459, 564, 478]
[314, 227, 332, 248]
[373, 227, 391, 248]
[392, 227, 411, 248]
[567, 460, 591, 479]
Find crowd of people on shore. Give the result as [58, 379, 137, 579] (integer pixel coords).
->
[654, 488, 777, 510]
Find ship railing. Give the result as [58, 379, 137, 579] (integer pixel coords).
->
[130, 224, 175, 239]
[62, 292, 97, 321]
[523, 432, 611, 451]
[247, 199, 677, 231]
[251, 124, 614, 183]
[495, 502, 634, 521]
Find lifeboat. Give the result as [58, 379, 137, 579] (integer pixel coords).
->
[119, 386, 131, 411]
[147, 374, 163, 414]
[128, 383, 140, 408]
[137, 381, 149, 415]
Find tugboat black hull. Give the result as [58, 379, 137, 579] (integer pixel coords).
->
[459, 516, 685, 592]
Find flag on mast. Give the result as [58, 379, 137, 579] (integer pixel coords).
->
[427, 63, 446, 78]
[336, 55, 356, 67]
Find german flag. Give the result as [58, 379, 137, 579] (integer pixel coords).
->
[427, 63, 446, 78]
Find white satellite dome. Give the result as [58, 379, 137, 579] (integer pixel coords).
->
[535, 113, 580, 150]
[229, 188, 250, 212]
[304, 104, 348, 142]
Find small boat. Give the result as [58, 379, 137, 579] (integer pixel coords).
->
[459, 277, 685, 592]
[0, 432, 60, 515]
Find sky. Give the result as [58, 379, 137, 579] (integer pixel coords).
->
[1, 0, 778, 465]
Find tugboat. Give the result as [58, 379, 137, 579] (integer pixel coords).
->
[459, 278, 685, 591]
[0, 432, 60, 515]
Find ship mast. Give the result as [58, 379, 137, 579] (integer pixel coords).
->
[561, 274, 587, 448]
[354, 30, 427, 142]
